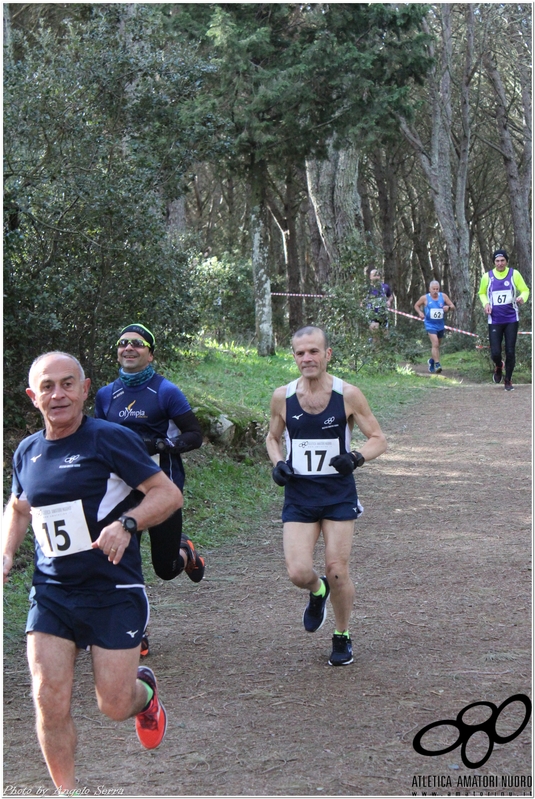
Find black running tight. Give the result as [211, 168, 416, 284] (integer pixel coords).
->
[488, 321, 519, 380]
[136, 507, 185, 581]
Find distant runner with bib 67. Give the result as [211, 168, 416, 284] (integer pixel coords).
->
[478, 249, 530, 391]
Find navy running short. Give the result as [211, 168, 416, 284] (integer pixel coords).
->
[282, 500, 363, 524]
[26, 584, 149, 650]
[425, 327, 444, 339]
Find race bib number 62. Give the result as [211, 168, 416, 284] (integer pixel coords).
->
[31, 500, 92, 557]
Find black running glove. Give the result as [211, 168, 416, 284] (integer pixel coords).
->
[142, 437, 160, 456]
[154, 436, 188, 453]
[329, 451, 365, 475]
[143, 436, 188, 455]
[272, 461, 294, 486]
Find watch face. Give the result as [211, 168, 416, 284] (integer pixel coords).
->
[122, 516, 136, 533]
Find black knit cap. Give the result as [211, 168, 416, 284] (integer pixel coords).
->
[118, 323, 155, 351]
[492, 249, 509, 261]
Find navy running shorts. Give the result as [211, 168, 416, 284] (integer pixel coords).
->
[425, 327, 444, 339]
[282, 500, 363, 524]
[26, 583, 149, 650]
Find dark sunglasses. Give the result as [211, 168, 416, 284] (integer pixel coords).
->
[116, 338, 151, 349]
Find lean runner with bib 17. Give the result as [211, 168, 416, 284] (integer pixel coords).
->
[266, 326, 387, 667]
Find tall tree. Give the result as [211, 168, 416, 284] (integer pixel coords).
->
[3, 4, 210, 415]
[481, 5, 531, 279]
[398, 4, 474, 330]
[175, 3, 432, 351]
[306, 141, 364, 282]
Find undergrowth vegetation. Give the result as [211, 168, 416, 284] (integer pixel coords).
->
[3, 337, 530, 645]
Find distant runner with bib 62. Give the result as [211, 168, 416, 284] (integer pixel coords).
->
[414, 280, 455, 374]
[266, 327, 387, 667]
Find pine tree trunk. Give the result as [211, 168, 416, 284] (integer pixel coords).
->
[371, 148, 399, 289]
[3, 5, 13, 65]
[483, 51, 532, 281]
[398, 6, 473, 331]
[266, 168, 304, 333]
[250, 168, 275, 356]
[282, 169, 304, 332]
[306, 141, 363, 280]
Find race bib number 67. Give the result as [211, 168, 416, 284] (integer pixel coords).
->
[291, 438, 340, 476]
[31, 500, 93, 557]
[492, 289, 513, 306]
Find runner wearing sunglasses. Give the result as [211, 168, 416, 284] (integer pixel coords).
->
[95, 324, 205, 655]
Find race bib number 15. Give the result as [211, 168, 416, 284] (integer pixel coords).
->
[31, 500, 93, 557]
[291, 438, 340, 476]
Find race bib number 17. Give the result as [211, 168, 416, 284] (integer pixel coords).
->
[31, 500, 93, 557]
[291, 438, 340, 476]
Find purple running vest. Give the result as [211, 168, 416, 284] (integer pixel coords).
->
[487, 268, 519, 324]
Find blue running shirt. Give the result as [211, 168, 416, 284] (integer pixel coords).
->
[11, 416, 161, 589]
[424, 292, 446, 333]
[95, 374, 191, 489]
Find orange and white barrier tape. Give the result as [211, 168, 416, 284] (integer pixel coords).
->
[387, 308, 481, 337]
[271, 292, 328, 298]
[271, 293, 531, 337]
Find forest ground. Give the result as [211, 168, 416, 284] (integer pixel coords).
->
[3, 375, 532, 798]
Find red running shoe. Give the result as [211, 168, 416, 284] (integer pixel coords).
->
[140, 632, 150, 658]
[182, 536, 205, 583]
[135, 667, 167, 749]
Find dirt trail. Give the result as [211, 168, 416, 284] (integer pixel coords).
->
[3, 381, 532, 797]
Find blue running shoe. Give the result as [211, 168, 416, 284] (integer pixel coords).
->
[427, 358, 435, 373]
[303, 577, 330, 633]
[329, 634, 354, 666]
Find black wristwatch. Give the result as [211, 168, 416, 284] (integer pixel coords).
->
[119, 515, 138, 534]
[351, 451, 366, 469]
